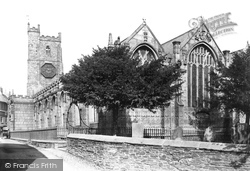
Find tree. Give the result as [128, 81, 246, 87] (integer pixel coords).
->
[61, 45, 184, 135]
[210, 46, 250, 125]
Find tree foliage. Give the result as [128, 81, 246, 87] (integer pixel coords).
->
[209, 46, 250, 124]
[61, 45, 184, 134]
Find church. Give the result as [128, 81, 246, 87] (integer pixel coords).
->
[99, 20, 233, 132]
[7, 20, 234, 138]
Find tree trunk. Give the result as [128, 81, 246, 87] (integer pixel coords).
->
[223, 108, 231, 143]
[112, 105, 119, 135]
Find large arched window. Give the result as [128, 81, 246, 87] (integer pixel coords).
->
[51, 96, 56, 127]
[132, 44, 157, 65]
[187, 44, 216, 108]
[51, 96, 56, 111]
[59, 92, 65, 127]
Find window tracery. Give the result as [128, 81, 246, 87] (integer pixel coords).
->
[187, 45, 216, 108]
[132, 45, 156, 65]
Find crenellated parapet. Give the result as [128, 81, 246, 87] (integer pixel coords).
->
[33, 79, 63, 102]
[9, 94, 34, 104]
[39, 32, 61, 42]
[27, 23, 40, 33]
[10, 95, 33, 99]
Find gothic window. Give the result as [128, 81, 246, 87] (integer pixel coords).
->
[60, 92, 65, 126]
[192, 65, 197, 106]
[132, 45, 156, 65]
[37, 103, 40, 111]
[46, 46, 51, 56]
[51, 96, 55, 111]
[187, 63, 192, 107]
[88, 106, 98, 123]
[187, 45, 216, 108]
[44, 100, 48, 111]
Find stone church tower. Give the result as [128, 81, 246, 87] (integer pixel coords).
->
[27, 23, 63, 96]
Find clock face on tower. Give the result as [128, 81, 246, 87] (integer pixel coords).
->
[41, 63, 57, 78]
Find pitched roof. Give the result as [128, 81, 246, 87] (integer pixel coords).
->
[122, 21, 164, 52]
[161, 28, 194, 54]
[161, 23, 224, 57]
[0, 92, 8, 103]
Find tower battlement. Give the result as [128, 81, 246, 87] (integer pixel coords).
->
[9, 94, 34, 104]
[10, 94, 33, 99]
[27, 23, 40, 33]
[40, 33, 61, 42]
[27, 23, 63, 96]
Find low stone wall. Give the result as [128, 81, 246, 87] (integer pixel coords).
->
[31, 139, 66, 148]
[11, 137, 66, 149]
[67, 134, 250, 171]
[10, 127, 57, 140]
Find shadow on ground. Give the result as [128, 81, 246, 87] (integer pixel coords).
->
[0, 143, 48, 170]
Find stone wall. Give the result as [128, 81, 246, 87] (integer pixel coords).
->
[8, 95, 34, 131]
[67, 134, 250, 171]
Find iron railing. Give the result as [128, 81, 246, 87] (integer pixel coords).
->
[59, 126, 231, 142]
[9, 126, 232, 143]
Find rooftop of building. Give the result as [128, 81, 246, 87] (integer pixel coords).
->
[0, 88, 8, 103]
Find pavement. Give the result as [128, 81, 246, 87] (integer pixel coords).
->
[33, 146, 100, 171]
[0, 138, 101, 171]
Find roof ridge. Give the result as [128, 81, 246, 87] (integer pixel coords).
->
[161, 28, 194, 46]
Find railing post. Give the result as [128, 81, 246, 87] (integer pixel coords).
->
[28, 131, 31, 142]
[170, 128, 172, 140]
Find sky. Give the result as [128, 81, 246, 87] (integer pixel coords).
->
[0, 0, 249, 96]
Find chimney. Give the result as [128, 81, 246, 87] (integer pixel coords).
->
[223, 50, 230, 57]
[223, 50, 230, 66]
